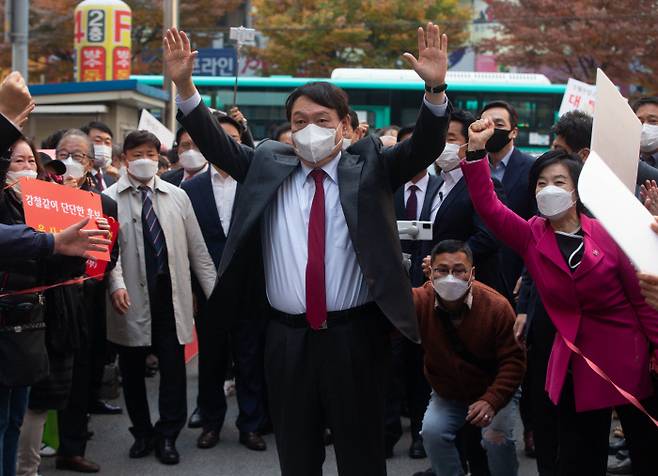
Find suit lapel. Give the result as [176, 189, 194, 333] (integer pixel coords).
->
[573, 215, 604, 279]
[535, 219, 572, 276]
[420, 174, 441, 220]
[435, 176, 464, 222]
[502, 148, 523, 192]
[338, 152, 364, 243]
[230, 154, 299, 245]
[200, 169, 224, 237]
[394, 187, 405, 220]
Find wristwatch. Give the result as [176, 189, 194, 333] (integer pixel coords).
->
[425, 83, 448, 94]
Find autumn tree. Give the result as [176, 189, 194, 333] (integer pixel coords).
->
[250, 0, 471, 77]
[0, 0, 241, 83]
[479, 0, 658, 92]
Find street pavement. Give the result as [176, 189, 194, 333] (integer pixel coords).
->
[42, 357, 537, 476]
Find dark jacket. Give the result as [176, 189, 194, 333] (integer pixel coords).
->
[181, 167, 239, 267]
[497, 147, 536, 293]
[396, 174, 509, 298]
[179, 100, 451, 341]
[160, 167, 185, 187]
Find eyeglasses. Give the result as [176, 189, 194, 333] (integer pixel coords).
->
[431, 266, 471, 279]
[56, 151, 88, 161]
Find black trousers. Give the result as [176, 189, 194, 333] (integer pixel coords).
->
[196, 308, 267, 433]
[265, 307, 391, 476]
[556, 375, 658, 476]
[57, 338, 91, 457]
[87, 282, 109, 403]
[117, 275, 187, 440]
[384, 334, 430, 448]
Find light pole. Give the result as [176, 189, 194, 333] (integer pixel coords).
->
[6, 0, 29, 80]
[163, 0, 179, 131]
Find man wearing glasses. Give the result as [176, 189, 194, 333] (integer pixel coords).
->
[412, 240, 525, 476]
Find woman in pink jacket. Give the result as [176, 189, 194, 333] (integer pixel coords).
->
[460, 117, 658, 476]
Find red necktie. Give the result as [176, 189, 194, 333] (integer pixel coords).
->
[96, 171, 104, 191]
[306, 169, 327, 329]
[405, 184, 419, 220]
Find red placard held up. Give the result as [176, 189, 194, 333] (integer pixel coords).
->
[85, 216, 119, 280]
[20, 178, 110, 262]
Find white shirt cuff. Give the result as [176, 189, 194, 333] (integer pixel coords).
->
[176, 91, 202, 116]
[422, 95, 449, 117]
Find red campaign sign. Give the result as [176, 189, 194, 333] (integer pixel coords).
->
[85, 216, 119, 280]
[20, 178, 110, 262]
[80, 46, 106, 81]
[112, 47, 131, 80]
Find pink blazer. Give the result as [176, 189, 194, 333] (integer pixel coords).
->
[461, 157, 658, 412]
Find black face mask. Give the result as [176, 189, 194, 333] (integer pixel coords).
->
[485, 128, 512, 153]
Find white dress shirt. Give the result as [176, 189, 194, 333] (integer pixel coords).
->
[182, 163, 209, 182]
[210, 166, 237, 236]
[436, 167, 465, 212]
[177, 90, 449, 315]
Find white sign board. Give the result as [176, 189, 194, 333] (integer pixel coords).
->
[558, 78, 596, 117]
[229, 26, 256, 46]
[578, 151, 658, 275]
[590, 69, 642, 193]
[138, 109, 175, 150]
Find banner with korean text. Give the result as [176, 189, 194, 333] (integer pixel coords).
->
[20, 178, 110, 262]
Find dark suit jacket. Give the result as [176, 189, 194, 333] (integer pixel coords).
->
[181, 168, 239, 268]
[395, 174, 442, 287]
[396, 174, 509, 297]
[160, 167, 185, 187]
[179, 100, 451, 341]
[498, 147, 536, 293]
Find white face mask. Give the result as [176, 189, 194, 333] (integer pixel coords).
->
[6, 169, 37, 194]
[342, 138, 352, 150]
[432, 273, 471, 302]
[127, 158, 159, 181]
[292, 124, 340, 163]
[62, 157, 86, 179]
[536, 185, 575, 220]
[436, 143, 462, 172]
[93, 144, 112, 169]
[178, 149, 207, 172]
[640, 123, 658, 154]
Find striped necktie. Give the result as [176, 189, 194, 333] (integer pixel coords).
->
[139, 185, 166, 274]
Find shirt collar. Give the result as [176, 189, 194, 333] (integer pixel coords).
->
[300, 152, 341, 185]
[494, 147, 514, 170]
[434, 288, 473, 311]
[440, 167, 463, 185]
[118, 173, 166, 194]
[210, 165, 235, 183]
[406, 173, 429, 193]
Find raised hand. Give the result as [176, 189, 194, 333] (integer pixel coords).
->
[163, 28, 198, 99]
[53, 218, 111, 259]
[468, 118, 496, 151]
[640, 180, 658, 215]
[402, 22, 448, 102]
[0, 72, 35, 129]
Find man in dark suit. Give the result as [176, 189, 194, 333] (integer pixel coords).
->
[165, 24, 451, 475]
[181, 116, 268, 452]
[82, 121, 117, 192]
[161, 127, 207, 186]
[479, 101, 535, 299]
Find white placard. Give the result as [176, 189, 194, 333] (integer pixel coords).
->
[558, 78, 596, 117]
[137, 109, 175, 150]
[578, 151, 658, 275]
[590, 69, 642, 193]
[229, 26, 256, 46]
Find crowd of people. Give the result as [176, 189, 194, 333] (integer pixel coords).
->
[0, 22, 658, 476]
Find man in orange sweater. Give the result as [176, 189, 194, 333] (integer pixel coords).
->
[413, 240, 526, 476]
